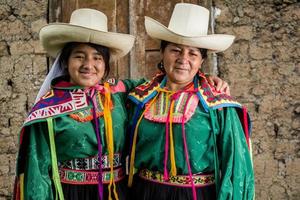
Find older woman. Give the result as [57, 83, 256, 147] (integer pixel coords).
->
[127, 3, 254, 200]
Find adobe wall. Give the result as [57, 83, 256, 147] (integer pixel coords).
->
[214, 0, 299, 199]
[0, 0, 48, 198]
[0, 0, 299, 199]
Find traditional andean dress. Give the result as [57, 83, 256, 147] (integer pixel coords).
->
[127, 72, 254, 200]
[14, 76, 143, 200]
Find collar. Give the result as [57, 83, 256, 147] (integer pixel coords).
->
[128, 72, 242, 112]
[24, 77, 100, 126]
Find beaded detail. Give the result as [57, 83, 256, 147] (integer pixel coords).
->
[59, 167, 124, 185]
[144, 91, 199, 123]
[139, 169, 215, 188]
[69, 91, 113, 122]
[59, 153, 121, 170]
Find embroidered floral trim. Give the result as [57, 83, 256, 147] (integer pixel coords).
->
[128, 72, 164, 101]
[144, 92, 199, 123]
[58, 153, 121, 170]
[70, 91, 113, 122]
[25, 89, 88, 124]
[139, 169, 215, 188]
[128, 72, 242, 112]
[59, 167, 124, 185]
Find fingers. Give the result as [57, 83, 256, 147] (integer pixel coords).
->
[225, 86, 231, 96]
[224, 83, 230, 96]
[215, 78, 222, 92]
[218, 81, 231, 95]
[207, 75, 231, 95]
[219, 81, 228, 92]
[207, 76, 215, 86]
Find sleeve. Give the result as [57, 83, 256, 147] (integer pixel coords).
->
[122, 78, 147, 92]
[217, 107, 255, 200]
[16, 123, 54, 200]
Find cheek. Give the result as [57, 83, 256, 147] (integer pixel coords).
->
[96, 64, 106, 76]
[67, 65, 74, 77]
[67, 60, 78, 72]
[162, 58, 173, 72]
[192, 59, 203, 70]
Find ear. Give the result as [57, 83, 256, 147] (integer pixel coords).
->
[160, 49, 164, 61]
[198, 59, 204, 69]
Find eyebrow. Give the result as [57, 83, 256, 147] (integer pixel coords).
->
[71, 50, 102, 55]
[169, 44, 200, 52]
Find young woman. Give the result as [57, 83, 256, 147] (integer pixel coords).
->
[14, 8, 141, 200]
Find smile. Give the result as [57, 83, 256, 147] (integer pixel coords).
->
[79, 71, 96, 74]
[79, 71, 96, 77]
[174, 67, 188, 71]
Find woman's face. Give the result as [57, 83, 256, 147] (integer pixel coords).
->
[162, 43, 203, 90]
[68, 44, 106, 88]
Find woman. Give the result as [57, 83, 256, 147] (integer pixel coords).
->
[14, 7, 229, 200]
[127, 3, 254, 200]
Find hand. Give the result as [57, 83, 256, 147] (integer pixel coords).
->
[207, 75, 230, 96]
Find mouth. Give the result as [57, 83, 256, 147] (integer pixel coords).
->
[175, 63, 189, 70]
[174, 67, 188, 72]
[79, 71, 96, 77]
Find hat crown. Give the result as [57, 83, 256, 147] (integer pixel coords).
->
[69, 8, 108, 32]
[168, 3, 209, 37]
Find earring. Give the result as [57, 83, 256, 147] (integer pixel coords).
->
[157, 61, 165, 72]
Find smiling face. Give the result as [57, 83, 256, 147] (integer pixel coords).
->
[67, 44, 106, 88]
[161, 43, 204, 91]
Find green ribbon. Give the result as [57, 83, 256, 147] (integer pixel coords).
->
[47, 117, 65, 200]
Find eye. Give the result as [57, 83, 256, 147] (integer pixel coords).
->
[170, 48, 181, 54]
[73, 54, 85, 60]
[189, 51, 200, 57]
[94, 55, 104, 61]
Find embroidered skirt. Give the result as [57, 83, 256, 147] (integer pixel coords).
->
[129, 170, 216, 200]
[62, 178, 127, 200]
[59, 154, 126, 200]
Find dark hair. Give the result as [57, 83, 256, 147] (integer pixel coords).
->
[59, 42, 111, 79]
[160, 40, 208, 59]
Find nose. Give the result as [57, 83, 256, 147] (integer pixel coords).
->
[83, 55, 95, 68]
[178, 50, 189, 64]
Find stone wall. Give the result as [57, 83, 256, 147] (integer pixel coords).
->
[214, 0, 299, 199]
[0, 0, 299, 199]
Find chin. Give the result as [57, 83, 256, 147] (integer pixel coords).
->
[174, 76, 190, 82]
[79, 81, 98, 88]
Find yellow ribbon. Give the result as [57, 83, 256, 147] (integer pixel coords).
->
[128, 94, 159, 187]
[103, 82, 118, 200]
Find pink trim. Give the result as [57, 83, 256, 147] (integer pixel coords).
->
[181, 93, 197, 200]
[139, 169, 215, 188]
[144, 93, 199, 123]
[59, 168, 125, 185]
[110, 80, 126, 93]
[243, 106, 250, 149]
[140, 177, 215, 188]
[163, 100, 172, 180]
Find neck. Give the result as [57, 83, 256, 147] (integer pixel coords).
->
[165, 80, 193, 91]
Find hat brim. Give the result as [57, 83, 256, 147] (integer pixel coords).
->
[39, 23, 135, 60]
[145, 16, 235, 52]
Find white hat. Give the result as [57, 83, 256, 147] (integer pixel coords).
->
[39, 8, 135, 60]
[145, 3, 235, 52]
